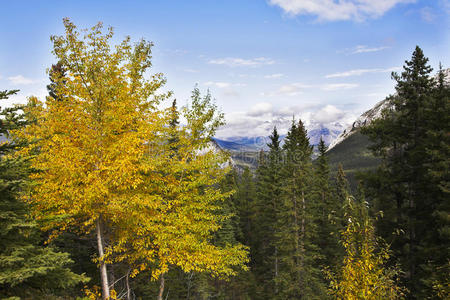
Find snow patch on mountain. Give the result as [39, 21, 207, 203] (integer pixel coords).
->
[214, 121, 345, 153]
[327, 98, 389, 151]
[327, 68, 450, 151]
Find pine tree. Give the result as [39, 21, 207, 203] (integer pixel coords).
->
[275, 119, 326, 299]
[235, 166, 258, 297]
[252, 128, 282, 299]
[420, 64, 450, 298]
[361, 46, 449, 297]
[314, 138, 343, 277]
[236, 166, 256, 247]
[0, 90, 88, 298]
[46, 61, 67, 101]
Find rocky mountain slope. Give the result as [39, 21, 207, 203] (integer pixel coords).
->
[328, 68, 450, 152]
[326, 68, 450, 186]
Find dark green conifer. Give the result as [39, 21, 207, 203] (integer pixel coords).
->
[252, 128, 283, 299]
[0, 90, 88, 298]
[47, 61, 67, 101]
[276, 119, 326, 299]
[362, 46, 449, 297]
[313, 138, 343, 276]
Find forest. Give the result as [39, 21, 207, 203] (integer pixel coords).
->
[0, 19, 448, 300]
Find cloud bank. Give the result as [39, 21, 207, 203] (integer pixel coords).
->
[268, 0, 415, 21]
[325, 67, 400, 78]
[208, 57, 275, 67]
[216, 102, 355, 138]
[8, 75, 37, 85]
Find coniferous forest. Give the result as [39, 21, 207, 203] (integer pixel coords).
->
[0, 19, 449, 300]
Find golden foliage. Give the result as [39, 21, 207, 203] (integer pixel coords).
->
[15, 18, 247, 287]
[326, 195, 405, 299]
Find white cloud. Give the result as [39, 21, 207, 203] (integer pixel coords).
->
[204, 81, 231, 88]
[223, 90, 241, 98]
[248, 102, 274, 116]
[183, 68, 199, 73]
[325, 67, 400, 78]
[204, 81, 246, 88]
[262, 81, 359, 96]
[8, 75, 36, 85]
[216, 102, 355, 139]
[262, 82, 312, 97]
[322, 83, 359, 91]
[208, 57, 275, 67]
[312, 105, 344, 123]
[3, 88, 48, 108]
[441, 0, 450, 14]
[420, 7, 436, 23]
[268, 0, 415, 22]
[351, 45, 390, 54]
[264, 73, 284, 79]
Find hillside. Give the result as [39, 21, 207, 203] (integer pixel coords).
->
[326, 68, 450, 182]
[326, 131, 380, 185]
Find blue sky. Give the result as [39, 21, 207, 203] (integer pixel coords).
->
[1, 0, 449, 138]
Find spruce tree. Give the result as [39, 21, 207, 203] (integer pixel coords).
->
[362, 46, 449, 297]
[0, 90, 88, 298]
[46, 61, 67, 101]
[275, 119, 326, 299]
[253, 128, 282, 299]
[314, 138, 343, 276]
[236, 166, 256, 248]
[420, 64, 450, 298]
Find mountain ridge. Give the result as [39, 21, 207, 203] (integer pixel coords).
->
[327, 68, 450, 152]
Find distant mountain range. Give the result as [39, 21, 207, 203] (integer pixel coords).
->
[218, 68, 449, 173]
[214, 122, 344, 152]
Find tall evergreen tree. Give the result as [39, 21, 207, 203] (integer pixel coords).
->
[236, 166, 256, 248]
[361, 46, 449, 297]
[276, 119, 326, 299]
[253, 128, 283, 299]
[314, 138, 343, 276]
[46, 61, 67, 101]
[0, 90, 87, 298]
[419, 64, 450, 298]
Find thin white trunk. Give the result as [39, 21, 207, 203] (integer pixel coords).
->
[126, 269, 131, 300]
[96, 218, 110, 300]
[157, 273, 165, 300]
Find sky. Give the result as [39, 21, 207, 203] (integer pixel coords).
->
[1, 0, 449, 138]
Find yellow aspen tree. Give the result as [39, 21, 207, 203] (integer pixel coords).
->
[327, 193, 405, 299]
[16, 19, 248, 299]
[110, 87, 249, 299]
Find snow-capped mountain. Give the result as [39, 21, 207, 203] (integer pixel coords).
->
[308, 122, 344, 146]
[327, 68, 450, 152]
[327, 98, 389, 151]
[214, 122, 344, 152]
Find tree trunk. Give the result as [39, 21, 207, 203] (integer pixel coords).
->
[126, 269, 131, 300]
[96, 218, 110, 300]
[157, 273, 165, 300]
